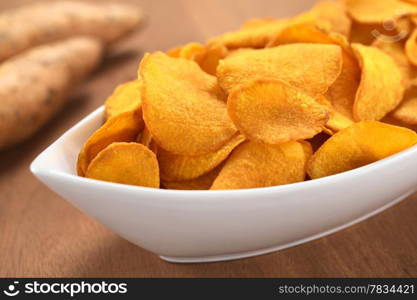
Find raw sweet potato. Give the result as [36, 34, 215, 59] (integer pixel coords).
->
[0, 37, 103, 150]
[0, 1, 143, 62]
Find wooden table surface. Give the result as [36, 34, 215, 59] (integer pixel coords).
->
[1, 0, 417, 278]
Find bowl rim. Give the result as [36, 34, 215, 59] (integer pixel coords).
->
[30, 106, 417, 197]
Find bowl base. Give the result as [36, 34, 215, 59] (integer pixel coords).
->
[160, 192, 411, 263]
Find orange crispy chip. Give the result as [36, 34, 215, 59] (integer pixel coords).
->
[397, 17, 414, 36]
[228, 79, 329, 144]
[139, 52, 237, 156]
[85, 142, 160, 188]
[104, 80, 142, 120]
[352, 44, 405, 121]
[327, 45, 360, 120]
[350, 16, 412, 45]
[207, 19, 291, 49]
[269, 23, 337, 47]
[346, 0, 417, 24]
[166, 45, 182, 58]
[300, 140, 314, 160]
[373, 38, 417, 86]
[217, 43, 343, 96]
[135, 132, 142, 143]
[296, 0, 351, 37]
[207, 8, 336, 50]
[139, 127, 158, 153]
[210, 141, 311, 190]
[406, 28, 417, 67]
[314, 94, 354, 134]
[307, 121, 417, 179]
[269, 24, 360, 120]
[326, 60, 360, 120]
[199, 43, 228, 75]
[77, 110, 144, 176]
[225, 48, 255, 59]
[139, 126, 153, 148]
[162, 164, 223, 190]
[158, 134, 245, 182]
[325, 110, 355, 134]
[349, 22, 380, 45]
[169, 43, 228, 75]
[179, 42, 206, 64]
[382, 114, 417, 132]
[392, 85, 417, 124]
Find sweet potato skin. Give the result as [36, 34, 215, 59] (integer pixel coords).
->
[0, 37, 103, 150]
[0, 1, 143, 61]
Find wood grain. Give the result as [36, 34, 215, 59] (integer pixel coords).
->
[0, 0, 416, 278]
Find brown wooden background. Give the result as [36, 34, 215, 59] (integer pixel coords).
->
[1, 0, 416, 277]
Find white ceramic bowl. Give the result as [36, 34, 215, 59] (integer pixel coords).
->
[30, 106, 417, 263]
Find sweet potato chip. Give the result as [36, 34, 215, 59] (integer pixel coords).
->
[179, 42, 206, 64]
[397, 17, 414, 37]
[217, 43, 343, 96]
[136, 132, 142, 143]
[327, 60, 360, 120]
[325, 110, 355, 134]
[207, 6, 336, 50]
[225, 48, 254, 58]
[85, 142, 159, 188]
[104, 80, 142, 120]
[77, 110, 144, 176]
[312, 94, 353, 134]
[297, 0, 351, 37]
[392, 85, 417, 124]
[139, 126, 153, 148]
[228, 79, 328, 144]
[207, 19, 291, 49]
[166, 45, 182, 58]
[321, 34, 360, 120]
[352, 44, 404, 121]
[307, 121, 417, 179]
[349, 22, 380, 45]
[406, 28, 417, 67]
[289, 12, 332, 34]
[210, 141, 310, 190]
[382, 114, 417, 132]
[170, 43, 228, 75]
[373, 38, 417, 86]
[346, 0, 417, 24]
[268, 23, 337, 47]
[199, 43, 228, 75]
[350, 15, 412, 45]
[162, 163, 224, 190]
[139, 126, 158, 153]
[300, 140, 314, 160]
[158, 134, 245, 182]
[139, 52, 237, 156]
[269, 24, 360, 120]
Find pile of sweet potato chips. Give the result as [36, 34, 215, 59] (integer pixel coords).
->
[77, 0, 417, 190]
